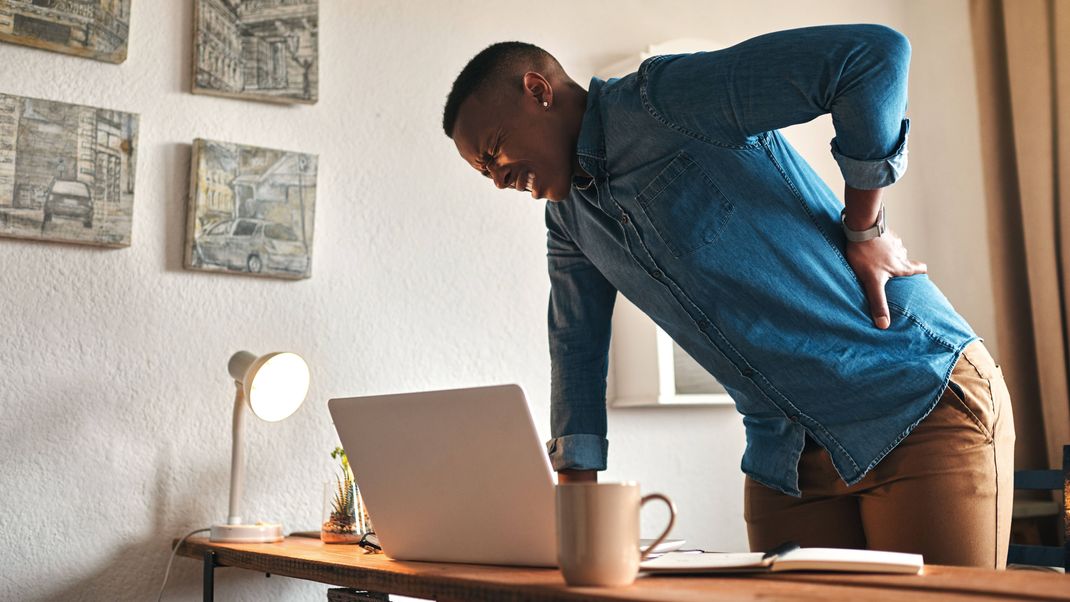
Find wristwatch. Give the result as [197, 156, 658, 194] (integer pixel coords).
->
[840, 205, 886, 242]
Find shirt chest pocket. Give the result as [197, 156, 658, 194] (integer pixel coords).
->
[635, 152, 735, 258]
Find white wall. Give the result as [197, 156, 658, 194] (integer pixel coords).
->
[0, 2, 992, 600]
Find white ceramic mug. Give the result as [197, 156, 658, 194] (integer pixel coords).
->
[555, 482, 677, 587]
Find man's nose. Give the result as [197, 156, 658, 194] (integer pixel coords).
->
[490, 167, 510, 189]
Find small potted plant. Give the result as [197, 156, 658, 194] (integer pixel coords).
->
[321, 446, 370, 543]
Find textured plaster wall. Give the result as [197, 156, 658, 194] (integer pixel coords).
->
[0, 2, 992, 601]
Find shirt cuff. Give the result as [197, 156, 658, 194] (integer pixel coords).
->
[545, 434, 608, 471]
[830, 118, 910, 190]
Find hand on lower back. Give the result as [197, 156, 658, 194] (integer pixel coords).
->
[844, 231, 927, 329]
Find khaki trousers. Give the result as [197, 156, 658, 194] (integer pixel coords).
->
[744, 341, 1016, 568]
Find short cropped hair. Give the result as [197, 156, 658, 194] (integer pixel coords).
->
[442, 41, 560, 138]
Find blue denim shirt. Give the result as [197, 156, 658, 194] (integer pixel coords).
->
[544, 24, 977, 496]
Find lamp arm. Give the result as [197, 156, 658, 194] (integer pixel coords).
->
[227, 381, 247, 525]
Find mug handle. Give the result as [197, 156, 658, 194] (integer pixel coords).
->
[638, 493, 678, 561]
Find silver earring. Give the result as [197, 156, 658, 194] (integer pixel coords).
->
[542, 101, 549, 108]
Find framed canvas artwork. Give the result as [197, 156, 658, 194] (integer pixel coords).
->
[0, 93, 139, 247]
[185, 138, 316, 279]
[193, 0, 318, 104]
[0, 1, 132, 63]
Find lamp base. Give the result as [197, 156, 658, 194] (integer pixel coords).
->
[210, 522, 284, 543]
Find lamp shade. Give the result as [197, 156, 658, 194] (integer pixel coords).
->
[228, 351, 310, 422]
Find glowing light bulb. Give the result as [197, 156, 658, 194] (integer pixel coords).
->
[248, 352, 310, 422]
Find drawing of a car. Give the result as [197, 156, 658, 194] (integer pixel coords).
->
[193, 218, 308, 274]
[43, 180, 93, 228]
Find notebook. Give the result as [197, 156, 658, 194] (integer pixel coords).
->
[641, 544, 923, 575]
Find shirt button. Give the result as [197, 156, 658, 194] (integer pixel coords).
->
[789, 415, 799, 423]
[620, 214, 629, 225]
[742, 368, 755, 378]
[651, 270, 662, 279]
[697, 319, 709, 330]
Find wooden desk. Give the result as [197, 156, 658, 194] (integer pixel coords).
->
[176, 536, 1069, 602]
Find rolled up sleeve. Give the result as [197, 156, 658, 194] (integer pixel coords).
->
[831, 118, 910, 190]
[546, 434, 609, 472]
[544, 206, 616, 472]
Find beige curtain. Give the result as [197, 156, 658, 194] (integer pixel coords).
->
[970, 0, 1070, 470]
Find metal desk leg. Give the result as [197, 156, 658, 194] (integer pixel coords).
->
[203, 550, 218, 602]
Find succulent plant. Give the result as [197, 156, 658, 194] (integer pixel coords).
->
[326, 447, 357, 533]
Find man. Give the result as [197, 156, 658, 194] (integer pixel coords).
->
[443, 25, 1015, 568]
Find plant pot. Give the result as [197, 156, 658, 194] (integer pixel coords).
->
[320, 524, 364, 544]
[321, 479, 370, 544]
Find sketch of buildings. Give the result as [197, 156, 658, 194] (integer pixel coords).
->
[0, 0, 131, 63]
[186, 138, 316, 279]
[193, 0, 318, 104]
[0, 93, 138, 247]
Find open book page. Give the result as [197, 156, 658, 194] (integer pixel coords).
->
[640, 552, 773, 573]
[641, 548, 923, 575]
[771, 548, 923, 574]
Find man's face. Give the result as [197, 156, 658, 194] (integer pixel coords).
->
[452, 79, 575, 202]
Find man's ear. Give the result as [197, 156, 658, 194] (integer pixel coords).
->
[522, 72, 553, 110]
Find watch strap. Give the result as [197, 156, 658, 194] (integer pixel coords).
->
[840, 205, 886, 242]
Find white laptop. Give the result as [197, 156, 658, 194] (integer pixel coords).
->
[328, 384, 558, 566]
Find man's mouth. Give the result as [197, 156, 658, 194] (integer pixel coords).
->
[526, 172, 538, 198]
[508, 171, 539, 199]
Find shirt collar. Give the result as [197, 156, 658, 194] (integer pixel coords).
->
[573, 77, 607, 187]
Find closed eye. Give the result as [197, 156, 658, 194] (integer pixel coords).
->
[480, 134, 502, 178]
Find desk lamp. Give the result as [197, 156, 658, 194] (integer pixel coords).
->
[210, 351, 310, 543]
